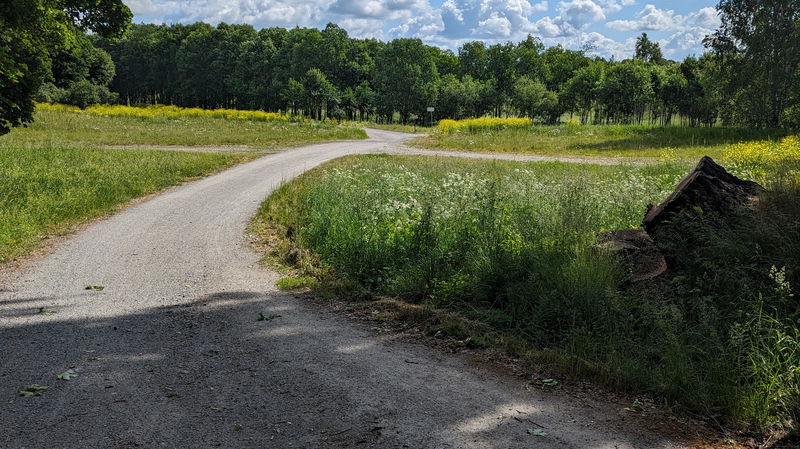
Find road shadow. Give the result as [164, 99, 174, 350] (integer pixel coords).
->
[1, 289, 684, 449]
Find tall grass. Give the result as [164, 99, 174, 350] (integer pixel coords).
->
[256, 153, 800, 431]
[723, 135, 800, 184]
[0, 143, 256, 262]
[81, 103, 292, 122]
[437, 117, 532, 134]
[2, 104, 366, 149]
[417, 122, 789, 159]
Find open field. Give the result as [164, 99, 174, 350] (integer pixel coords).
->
[255, 150, 800, 431]
[0, 143, 257, 262]
[0, 103, 369, 263]
[1, 130, 697, 449]
[3, 104, 366, 150]
[414, 121, 789, 160]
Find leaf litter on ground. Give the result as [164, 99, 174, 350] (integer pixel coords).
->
[18, 385, 48, 397]
[57, 369, 78, 380]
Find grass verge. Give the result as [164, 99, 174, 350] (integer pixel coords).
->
[253, 153, 799, 435]
[0, 143, 257, 263]
[414, 123, 788, 160]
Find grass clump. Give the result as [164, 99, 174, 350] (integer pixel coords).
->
[437, 117, 532, 134]
[276, 275, 318, 290]
[0, 143, 255, 262]
[3, 104, 366, 149]
[416, 123, 788, 160]
[255, 153, 800, 432]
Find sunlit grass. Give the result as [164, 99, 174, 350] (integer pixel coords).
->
[254, 153, 800, 430]
[437, 117, 532, 133]
[0, 142, 257, 262]
[414, 123, 789, 160]
[3, 104, 366, 149]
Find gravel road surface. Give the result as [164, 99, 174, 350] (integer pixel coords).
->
[0, 129, 684, 448]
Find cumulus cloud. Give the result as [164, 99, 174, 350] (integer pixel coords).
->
[477, 12, 513, 36]
[330, 0, 428, 20]
[606, 4, 719, 32]
[607, 4, 675, 31]
[436, 0, 549, 39]
[602, 4, 719, 57]
[688, 7, 721, 28]
[126, 0, 714, 59]
[559, 0, 606, 29]
[129, 0, 331, 27]
[339, 17, 387, 38]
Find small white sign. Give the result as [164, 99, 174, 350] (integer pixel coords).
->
[426, 107, 435, 112]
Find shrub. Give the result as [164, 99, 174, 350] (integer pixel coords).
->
[64, 80, 100, 109]
[437, 117, 532, 134]
[34, 83, 66, 104]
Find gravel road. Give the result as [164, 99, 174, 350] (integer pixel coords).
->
[0, 129, 685, 448]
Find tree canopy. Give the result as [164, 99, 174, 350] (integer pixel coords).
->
[12, 0, 800, 129]
[706, 0, 800, 127]
[0, 0, 131, 134]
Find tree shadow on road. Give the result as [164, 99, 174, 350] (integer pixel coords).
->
[1, 289, 686, 449]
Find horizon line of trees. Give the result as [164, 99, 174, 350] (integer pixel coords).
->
[38, 2, 800, 129]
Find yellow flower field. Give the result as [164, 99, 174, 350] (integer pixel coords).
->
[723, 135, 800, 183]
[437, 117, 532, 134]
[36, 103, 292, 122]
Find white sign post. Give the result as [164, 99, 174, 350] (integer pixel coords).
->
[426, 107, 434, 127]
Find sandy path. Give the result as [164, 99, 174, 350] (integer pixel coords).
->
[0, 129, 682, 448]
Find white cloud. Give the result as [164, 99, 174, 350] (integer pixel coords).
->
[558, 0, 606, 28]
[606, 4, 679, 31]
[514, 0, 609, 38]
[339, 17, 387, 38]
[583, 31, 636, 58]
[128, 0, 333, 27]
[390, 6, 444, 38]
[330, 0, 429, 20]
[598, 0, 623, 14]
[540, 31, 635, 59]
[659, 28, 713, 56]
[602, 4, 719, 57]
[688, 7, 720, 28]
[477, 12, 513, 36]
[606, 4, 720, 33]
[127, 0, 715, 59]
[436, 0, 550, 39]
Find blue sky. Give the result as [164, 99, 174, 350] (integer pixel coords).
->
[126, 0, 720, 59]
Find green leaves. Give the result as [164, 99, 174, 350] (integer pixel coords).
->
[18, 384, 48, 397]
[0, 0, 131, 135]
[57, 369, 78, 380]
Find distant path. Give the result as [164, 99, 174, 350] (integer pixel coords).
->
[1, 129, 683, 448]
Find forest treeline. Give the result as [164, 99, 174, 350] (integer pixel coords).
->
[36, 3, 800, 128]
